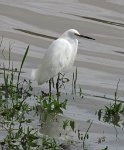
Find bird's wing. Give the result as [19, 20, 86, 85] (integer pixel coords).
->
[44, 38, 72, 68]
[36, 38, 72, 84]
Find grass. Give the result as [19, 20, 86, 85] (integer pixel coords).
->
[97, 80, 124, 140]
[0, 42, 71, 149]
[76, 120, 93, 150]
[36, 95, 67, 122]
[97, 80, 124, 128]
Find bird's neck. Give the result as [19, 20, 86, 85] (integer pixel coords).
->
[62, 35, 78, 44]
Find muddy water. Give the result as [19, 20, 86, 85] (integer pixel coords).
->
[0, 0, 124, 149]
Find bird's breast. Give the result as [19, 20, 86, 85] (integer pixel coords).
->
[67, 39, 78, 64]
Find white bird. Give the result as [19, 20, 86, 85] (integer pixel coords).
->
[31, 29, 94, 85]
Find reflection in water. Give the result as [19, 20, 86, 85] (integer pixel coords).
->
[82, 16, 124, 27]
[114, 51, 124, 54]
[14, 28, 57, 40]
[67, 14, 124, 27]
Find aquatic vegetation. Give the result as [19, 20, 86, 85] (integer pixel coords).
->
[0, 42, 88, 149]
[41, 136, 61, 150]
[98, 102, 124, 127]
[36, 95, 67, 122]
[78, 86, 84, 98]
[0, 45, 62, 150]
[97, 80, 124, 127]
[82, 120, 93, 150]
[101, 146, 109, 150]
[0, 40, 118, 150]
[97, 136, 106, 144]
[76, 120, 93, 150]
[62, 120, 75, 132]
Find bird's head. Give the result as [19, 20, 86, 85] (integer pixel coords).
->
[62, 29, 95, 40]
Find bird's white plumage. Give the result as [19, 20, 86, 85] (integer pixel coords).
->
[31, 29, 79, 85]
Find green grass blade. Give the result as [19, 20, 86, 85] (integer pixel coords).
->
[17, 45, 29, 85]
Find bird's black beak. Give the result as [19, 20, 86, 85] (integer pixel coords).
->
[75, 33, 95, 40]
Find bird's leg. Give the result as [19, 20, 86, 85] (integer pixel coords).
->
[56, 73, 60, 100]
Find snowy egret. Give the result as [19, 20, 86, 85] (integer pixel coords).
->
[31, 29, 95, 85]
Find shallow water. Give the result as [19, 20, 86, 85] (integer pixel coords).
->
[0, 0, 124, 149]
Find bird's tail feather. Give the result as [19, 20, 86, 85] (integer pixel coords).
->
[31, 68, 48, 85]
[31, 68, 55, 85]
